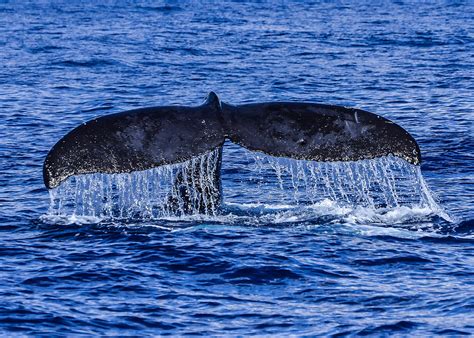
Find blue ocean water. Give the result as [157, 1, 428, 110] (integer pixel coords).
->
[1, 1, 473, 335]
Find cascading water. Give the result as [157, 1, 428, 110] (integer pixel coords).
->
[46, 144, 449, 223]
[47, 148, 223, 219]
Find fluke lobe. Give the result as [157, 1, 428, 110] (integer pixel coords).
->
[43, 92, 421, 191]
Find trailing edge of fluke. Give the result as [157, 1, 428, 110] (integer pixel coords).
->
[43, 92, 421, 189]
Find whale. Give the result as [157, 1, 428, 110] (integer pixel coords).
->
[43, 92, 421, 213]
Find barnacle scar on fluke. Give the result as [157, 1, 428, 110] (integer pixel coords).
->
[43, 92, 421, 213]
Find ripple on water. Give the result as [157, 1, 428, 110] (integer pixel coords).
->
[0, 1, 473, 336]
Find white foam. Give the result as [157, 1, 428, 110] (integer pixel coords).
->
[39, 213, 104, 225]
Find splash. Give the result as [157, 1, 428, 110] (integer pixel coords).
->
[45, 146, 450, 223]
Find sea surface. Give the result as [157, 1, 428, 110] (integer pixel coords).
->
[1, 1, 473, 336]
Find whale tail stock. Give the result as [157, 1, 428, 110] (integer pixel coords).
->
[43, 92, 421, 192]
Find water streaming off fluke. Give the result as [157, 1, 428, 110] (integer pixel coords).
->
[47, 146, 449, 222]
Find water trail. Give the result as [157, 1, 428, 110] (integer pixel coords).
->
[46, 146, 449, 222]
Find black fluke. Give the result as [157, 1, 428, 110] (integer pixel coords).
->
[43, 92, 421, 190]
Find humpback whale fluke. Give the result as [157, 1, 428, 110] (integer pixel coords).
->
[43, 92, 421, 190]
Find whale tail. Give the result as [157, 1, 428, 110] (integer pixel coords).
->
[43, 92, 225, 189]
[43, 92, 421, 191]
[221, 101, 420, 165]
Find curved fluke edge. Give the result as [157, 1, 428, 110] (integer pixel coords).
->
[43, 92, 421, 189]
[222, 101, 421, 165]
[43, 93, 225, 189]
